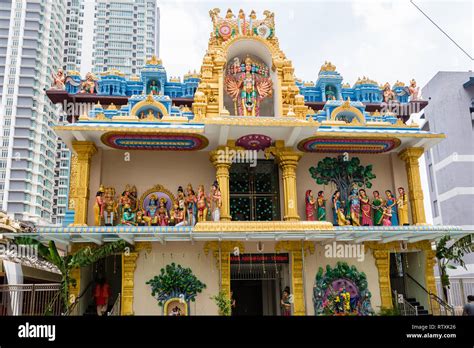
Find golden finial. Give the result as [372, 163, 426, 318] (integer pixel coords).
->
[95, 101, 102, 108]
[145, 93, 155, 102]
[146, 55, 162, 65]
[67, 70, 81, 76]
[320, 61, 336, 72]
[342, 82, 350, 88]
[372, 110, 381, 116]
[394, 80, 405, 87]
[225, 8, 234, 19]
[107, 103, 117, 110]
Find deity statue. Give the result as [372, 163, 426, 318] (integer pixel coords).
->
[185, 184, 197, 226]
[210, 181, 222, 222]
[332, 190, 350, 226]
[348, 187, 361, 226]
[382, 83, 395, 103]
[317, 191, 326, 221]
[120, 204, 136, 226]
[103, 187, 118, 226]
[382, 206, 392, 226]
[118, 186, 132, 219]
[146, 194, 159, 225]
[224, 56, 273, 116]
[177, 186, 186, 212]
[172, 202, 186, 226]
[93, 185, 105, 226]
[136, 209, 151, 226]
[225, 8, 235, 19]
[408, 79, 420, 101]
[359, 189, 373, 226]
[157, 198, 169, 226]
[248, 10, 257, 35]
[371, 191, 384, 226]
[79, 72, 97, 94]
[397, 187, 409, 226]
[51, 68, 65, 89]
[305, 190, 316, 221]
[385, 190, 399, 226]
[237, 9, 246, 35]
[129, 185, 138, 212]
[209, 8, 221, 24]
[149, 80, 159, 95]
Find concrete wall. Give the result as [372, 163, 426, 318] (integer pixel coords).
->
[296, 153, 410, 224]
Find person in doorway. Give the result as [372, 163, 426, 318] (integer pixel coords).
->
[462, 295, 474, 316]
[94, 276, 110, 316]
[280, 286, 292, 316]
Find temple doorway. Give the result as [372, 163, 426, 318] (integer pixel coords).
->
[230, 253, 290, 316]
[229, 160, 280, 221]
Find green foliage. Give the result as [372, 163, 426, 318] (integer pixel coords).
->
[378, 306, 400, 316]
[210, 290, 232, 316]
[14, 237, 129, 313]
[146, 263, 206, 306]
[309, 156, 376, 202]
[436, 234, 473, 289]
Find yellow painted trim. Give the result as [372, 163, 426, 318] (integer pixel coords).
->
[163, 298, 189, 316]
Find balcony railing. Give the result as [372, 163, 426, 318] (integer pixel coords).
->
[0, 283, 62, 316]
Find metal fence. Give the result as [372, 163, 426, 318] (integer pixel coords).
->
[0, 284, 62, 316]
[436, 277, 474, 315]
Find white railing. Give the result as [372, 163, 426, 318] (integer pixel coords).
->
[0, 284, 62, 316]
[436, 277, 474, 315]
[108, 293, 121, 316]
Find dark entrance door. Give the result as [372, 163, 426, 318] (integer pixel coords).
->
[231, 280, 263, 316]
[229, 160, 280, 221]
[390, 253, 407, 297]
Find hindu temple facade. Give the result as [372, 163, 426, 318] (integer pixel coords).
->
[42, 8, 470, 316]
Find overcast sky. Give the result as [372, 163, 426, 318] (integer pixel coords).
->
[81, 0, 473, 87]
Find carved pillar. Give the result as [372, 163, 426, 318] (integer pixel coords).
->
[424, 246, 440, 314]
[265, 141, 302, 221]
[71, 141, 97, 226]
[210, 141, 244, 221]
[372, 249, 392, 309]
[276, 241, 314, 315]
[398, 147, 426, 224]
[204, 242, 244, 298]
[121, 252, 138, 315]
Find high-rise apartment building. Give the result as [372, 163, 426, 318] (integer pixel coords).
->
[63, 0, 85, 72]
[92, 0, 159, 77]
[0, 0, 67, 225]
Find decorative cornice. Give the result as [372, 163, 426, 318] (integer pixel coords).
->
[194, 221, 334, 232]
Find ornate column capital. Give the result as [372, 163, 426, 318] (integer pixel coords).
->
[264, 140, 303, 165]
[275, 241, 315, 255]
[398, 147, 424, 162]
[72, 140, 97, 160]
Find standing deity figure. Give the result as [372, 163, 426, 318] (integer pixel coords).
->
[237, 9, 246, 35]
[397, 187, 409, 226]
[305, 190, 316, 221]
[103, 187, 117, 226]
[371, 191, 384, 226]
[157, 198, 169, 226]
[210, 181, 222, 222]
[93, 185, 105, 226]
[359, 189, 373, 226]
[317, 191, 327, 221]
[197, 185, 209, 222]
[118, 185, 132, 218]
[80, 72, 97, 94]
[149, 80, 159, 95]
[382, 83, 395, 103]
[129, 185, 138, 212]
[51, 68, 65, 89]
[225, 8, 235, 19]
[224, 56, 273, 116]
[408, 79, 420, 101]
[348, 187, 361, 226]
[248, 10, 256, 35]
[332, 190, 349, 226]
[185, 184, 197, 226]
[146, 194, 159, 225]
[120, 204, 136, 226]
[385, 190, 399, 226]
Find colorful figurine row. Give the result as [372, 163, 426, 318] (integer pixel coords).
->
[93, 182, 222, 227]
[305, 187, 409, 226]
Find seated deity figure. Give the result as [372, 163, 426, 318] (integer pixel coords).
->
[348, 187, 361, 226]
[408, 79, 420, 101]
[171, 202, 186, 226]
[120, 204, 136, 226]
[51, 68, 65, 89]
[136, 209, 151, 226]
[317, 191, 326, 222]
[197, 185, 208, 222]
[382, 83, 395, 103]
[146, 194, 159, 225]
[157, 198, 169, 226]
[185, 184, 197, 226]
[79, 72, 97, 94]
[210, 181, 222, 222]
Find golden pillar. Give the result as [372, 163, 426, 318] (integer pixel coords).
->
[372, 249, 393, 309]
[210, 141, 244, 221]
[424, 245, 440, 314]
[71, 141, 97, 226]
[204, 242, 244, 298]
[68, 267, 81, 305]
[265, 141, 302, 221]
[121, 252, 138, 315]
[276, 241, 314, 316]
[398, 147, 426, 224]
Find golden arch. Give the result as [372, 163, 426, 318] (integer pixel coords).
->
[130, 94, 169, 117]
[330, 101, 366, 124]
[221, 35, 282, 64]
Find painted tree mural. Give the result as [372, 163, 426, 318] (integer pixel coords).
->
[309, 156, 376, 204]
